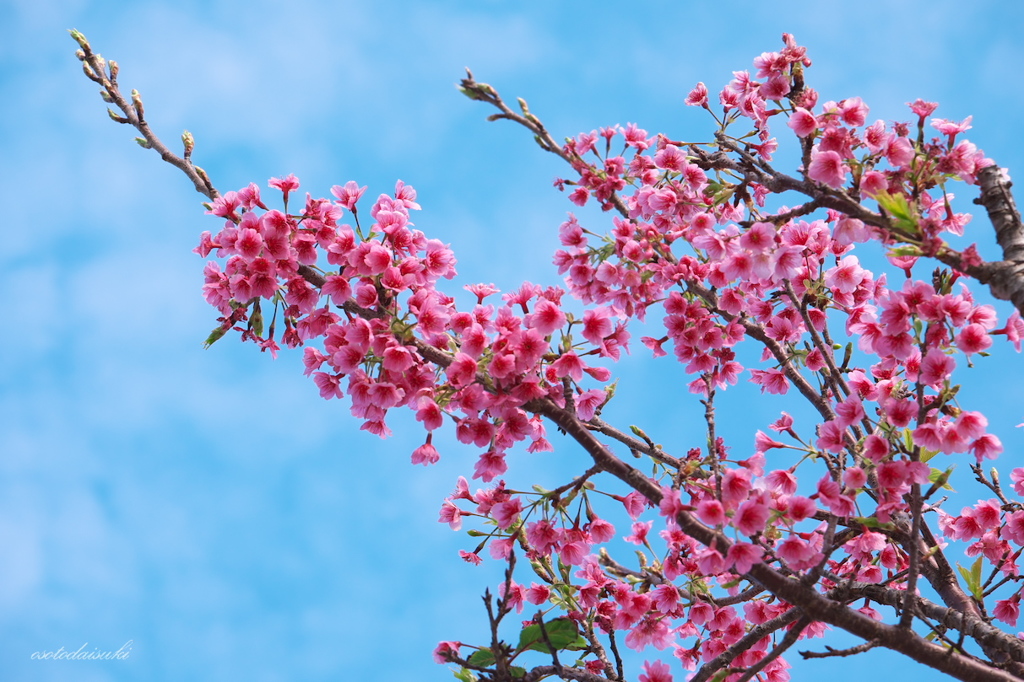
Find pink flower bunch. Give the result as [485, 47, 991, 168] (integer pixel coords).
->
[188, 31, 1024, 682]
[196, 180, 638, 477]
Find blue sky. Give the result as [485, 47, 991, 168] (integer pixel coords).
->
[3, 1, 1024, 681]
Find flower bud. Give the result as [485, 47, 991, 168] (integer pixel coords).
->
[69, 29, 89, 49]
[134, 137, 152, 149]
[108, 59, 119, 80]
[182, 130, 195, 158]
[131, 89, 144, 119]
[195, 166, 212, 187]
[82, 61, 99, 82]
[107, 108, 128, 124]
[203, 325, 228, 348]
[249, 302, 264, 338]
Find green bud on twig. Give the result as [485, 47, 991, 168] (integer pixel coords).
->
[195, 166, 212, 188]
[182, 130, 195, 159]
[107, 108, 128, 124]
[131, 89, 144, 119]
[69, 28, 90, 51]
[108, 59, 119, 80]
[134, 137, 152, 149]
[100, 89, 113, 103]
[82, 61, 100, 82]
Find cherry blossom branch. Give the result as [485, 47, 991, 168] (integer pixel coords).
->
[734, 616, 810, 682]
[800, 639, 880, 659]
[972, 463, 1015, 507]
[522, 665, 615, 682]
[585, 417, 681, 468]
[69, 30, 218, 201]
[711, 123, 1024, 316]
[530, 396, 1022, 682]
[76, 30, 1024, 682]
[827, 580, 1024, 664]
[783, 280, 849, 402]
[690, 608, 804, 682]
[597, 548, 766, 606]
[459, 71, 631, 219]
[455, 74, 1024, 677]
[460, 81, 847, 429]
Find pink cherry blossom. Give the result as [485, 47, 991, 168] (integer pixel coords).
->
[788, 108, 818, 137]
[639, 659, 674, 682]
[994, 597, 1020, 627]
[411, 440, 440, 466]
[685, 82, 708, 107]
[807, 149, 848, 188]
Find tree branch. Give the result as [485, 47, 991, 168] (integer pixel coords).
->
[70, 30, 219, 201]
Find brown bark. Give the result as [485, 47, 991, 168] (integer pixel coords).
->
[967, 164, 1024, 313]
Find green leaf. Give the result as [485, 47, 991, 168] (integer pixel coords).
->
[887, 245, 922, 258]
[957, 562, 971, 585]
[928, 466, 956, 491]
[850, 516, 896, 531]
[516, 617, 580, 654]
[468, 648, 496, 667]
[510, 667, 527, 679]
[957, 557, 985, 600]
[902, 428, 915, 452]
[564, 635, 588, 651]
[875, 190, 919, 233]
[452, 667, 478, 682]
[970, 556, 984, 600]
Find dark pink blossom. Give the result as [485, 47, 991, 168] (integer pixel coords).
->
[685, 82, 708, 107]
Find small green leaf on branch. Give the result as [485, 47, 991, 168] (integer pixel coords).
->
[467, 648, 496, 667]
[875, 190, 919, 233]
[516, 617, 580, 654]
[452, 667, 478, 682]
[957, 557, 985, 600]
[928, 466, 955, 492]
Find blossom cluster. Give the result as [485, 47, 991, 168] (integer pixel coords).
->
[192, 33, 1024, 682]
[195, 175, 634, 481]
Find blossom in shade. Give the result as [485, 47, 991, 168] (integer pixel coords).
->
[639, 659, 674, 682]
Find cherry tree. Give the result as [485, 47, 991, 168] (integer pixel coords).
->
[72, 28, 1024, 682]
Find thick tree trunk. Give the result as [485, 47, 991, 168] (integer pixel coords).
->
[971, 164, 1024, 313]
